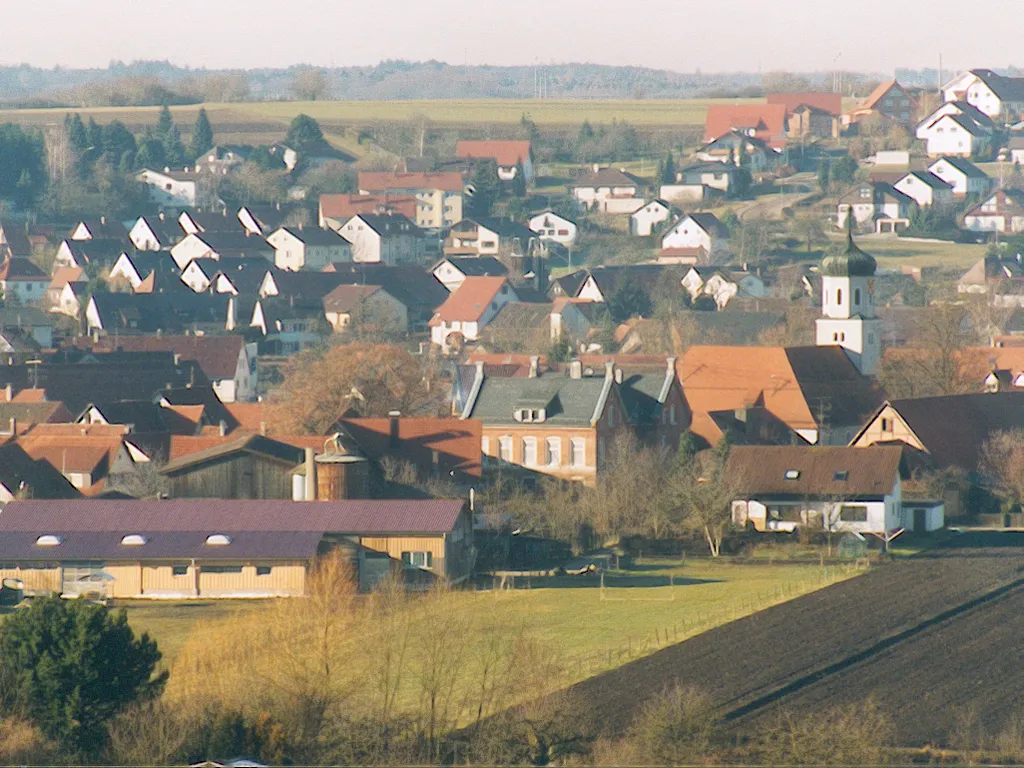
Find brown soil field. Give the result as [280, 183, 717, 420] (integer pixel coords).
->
[564, 532, 1024, 747]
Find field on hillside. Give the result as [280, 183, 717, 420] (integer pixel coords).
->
[562, 531, 1024, 747]
[830, 233, 988, 269]
[109, 560, 847, 684]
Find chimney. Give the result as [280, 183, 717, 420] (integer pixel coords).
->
[260, 420, 266, 436]
[475, 360, 485, 377]
[593, 163, 600, 173]
[528, 355, 539, 378]
[666, 356, 677, 375]
[388, 410, 401, 451]
[570, 359, 582, 380]
[604, 360, 615, 381]
[8, 417, 15, 435]
[100, 215, 106, 226]
[218, 420, 227, 437]
[304, 447, 316, 501]
[158, 211, 165, 221]
[614, 367, 623, 384]
[3, 383, 11, 402]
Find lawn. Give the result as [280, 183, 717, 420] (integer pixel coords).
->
[830, 234, 987, 269]
[109, 559, 855, 682]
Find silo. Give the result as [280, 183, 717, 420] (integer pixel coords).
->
[315, 432, 370, 500]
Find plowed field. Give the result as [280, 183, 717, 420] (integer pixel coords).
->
[566, 532, 1024, 747]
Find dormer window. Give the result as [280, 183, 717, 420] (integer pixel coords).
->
[36, 535, 62, 547]
[206, 534, 231, 546]
[513, 408, 546, 423]
[833, 471, 849, 481]
[121, 534, 147, 546]
[784, 470, 800, 480]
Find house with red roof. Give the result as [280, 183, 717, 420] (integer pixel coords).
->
[318, 193, 418, 230]
[704, 103, 788, 149]
[429, 276, 518, 352]
[455, 140, 534, 183]
[357, 171, 465, 229]
[846, 80, 916, 126]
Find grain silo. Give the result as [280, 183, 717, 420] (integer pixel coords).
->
[315, 432, 370, 500]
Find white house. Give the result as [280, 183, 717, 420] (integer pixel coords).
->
[169, 232, 272, 270]
[660, 213, 729, 263]
[915, 112, 993, 158]
[0, 258, 47, 304]
[964, 190, 1024, 233]
[265, 226, 352, 271]
[431, 256, 508, 293]
[570, 167, 645, 213]
[942, 69, 1024, 120]
[322, 284, 408, 333]
[630, 200, 674, 237]
[336, 213, 424, 265]
[180, 260, 217, 293]
[127, 215, 180, 251]
[428, 276, 517, 352]
[836, 183, 916, 233]
[681, 267, 766, 309]
[893, 172, 955, 208]
[443, 217, 537, 258]
[137, 168, 198, 208]
[726, 445, 929, 535]
[927, 157, 990, 198]
[694, 131, 780, 172]
[528, 211, 578, 246]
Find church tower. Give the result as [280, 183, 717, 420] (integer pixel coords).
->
[815, 220, 882, 376]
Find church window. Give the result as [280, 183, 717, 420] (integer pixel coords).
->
[854, 288, 861, 305]
[837, 288, 842, 304]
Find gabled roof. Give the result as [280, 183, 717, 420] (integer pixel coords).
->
[860, 80, 910, 110]
[82, 400, 176, 434]
[322, 284, 387, 313]
[0, 258, 46, 281]
[766, 92, 843, 116]
[0, 498, 468, 537]
[17, 433, 125, 474]
[898, 171, 954, 191]
[322, 263, 448, 318]
[430, 277, 514, 324]
[435, 256, 509, 279]
[485, 301, 552, 333]
[941, 113, 990, 137]
[344, 213, 419, 237]
[0, 401, 71, 428]
[966, 69, 1024, 102]
[727, 445, 903, 498]
[161, 434, 304, 475]
[319, 193, 418, 221]
[929, 155, 988, 179]
[270, 226, 351, 247]
[455, 140, 532, 166]
[464, 370, 615, 427]
[88, 335, 245, 381]
[460, 216, 535, 240]
[704, 104, 788, 148]
[48, 266, 87, 290]
[262, 270, 347, 301]
[358, 171, 465, 193]
[680, 345, 886, 447]
[855, 393, 1024, 472]
[338, 416, 482, 479]
[0, 443, 81, 499]
[570, 167, 645, 189]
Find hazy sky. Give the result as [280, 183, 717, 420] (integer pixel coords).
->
[6, 0, 1022, 75]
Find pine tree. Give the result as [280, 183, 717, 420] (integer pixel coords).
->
[190, 107, 214, 159]
[661, 150, 676, 184]
[511, 160, 527, 198]
[86, 118, 103, 151]
[155, 104, 173, 140]
[65, 113, 88, 152]
[162, 124, 186, 168]
[817, 158, 831, 191]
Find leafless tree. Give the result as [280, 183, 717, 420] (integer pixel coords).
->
[292, 69, 329, 102]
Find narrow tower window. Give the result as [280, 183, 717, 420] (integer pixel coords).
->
[837, 288, 843, 304]
[855, 288, 861, 305]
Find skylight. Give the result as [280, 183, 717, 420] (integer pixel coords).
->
[36, 535, 62, 547]
[206, 534, 231, 546]
[784, 470, 800, 480]
[120, 534, 147, 546]
[834, 471, 849, 481]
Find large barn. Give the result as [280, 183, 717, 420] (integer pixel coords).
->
[0, 498, 473, 598]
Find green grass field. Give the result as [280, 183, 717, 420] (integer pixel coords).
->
[110, 559, 854, 681]
[831, 234, 988, 269]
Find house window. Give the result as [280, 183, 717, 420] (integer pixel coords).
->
[881, 418, 892, 433]
[523, 437, 538, 466]
[402, 551, 433, 569]
[840, 505, 868, 522]
[204, 565, 243, 574]
[498, 436, 512, 462]
[854, 288, 861, 305]
[834, 471, 849, 481]
[836, 288, 842, 304]
[546, 437, 561, 467]
[570, 438, 586, 468]
[256, 565, 272, 576]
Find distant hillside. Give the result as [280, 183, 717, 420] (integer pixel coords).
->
[0, 59, 850, 106]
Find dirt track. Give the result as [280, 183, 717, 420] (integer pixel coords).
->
[566, 532, 1024, 746]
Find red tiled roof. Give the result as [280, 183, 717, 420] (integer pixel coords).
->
[430, 276, 512, 324]
[766, 92, 843, 116]
[0, 498, 467, 535]
[340, 416, 482, 478]
[455, 140, 532, 167]
[49, 266, 86, 289]
[704, 104, 788, 148]
[319, 193, 418, 221]
[17, 435, 123, 473]
[358, 171, 464, 194]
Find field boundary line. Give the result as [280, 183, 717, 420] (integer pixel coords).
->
[721, 576, 1024, 724]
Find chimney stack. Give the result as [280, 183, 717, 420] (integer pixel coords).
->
[604, 360, 615, 381]
[218, 420, 227, 437]
[570, 359, 582, 380]
[388, 410, 401, 451]
[614, 367, 623, 385]
[8, 417, 15, 435]
[528, 355, 539, 379]
[304, 447, 316, 501]
[4, 383, 11, 402]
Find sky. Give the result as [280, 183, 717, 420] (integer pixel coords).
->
[5, 0, 1023, 75]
